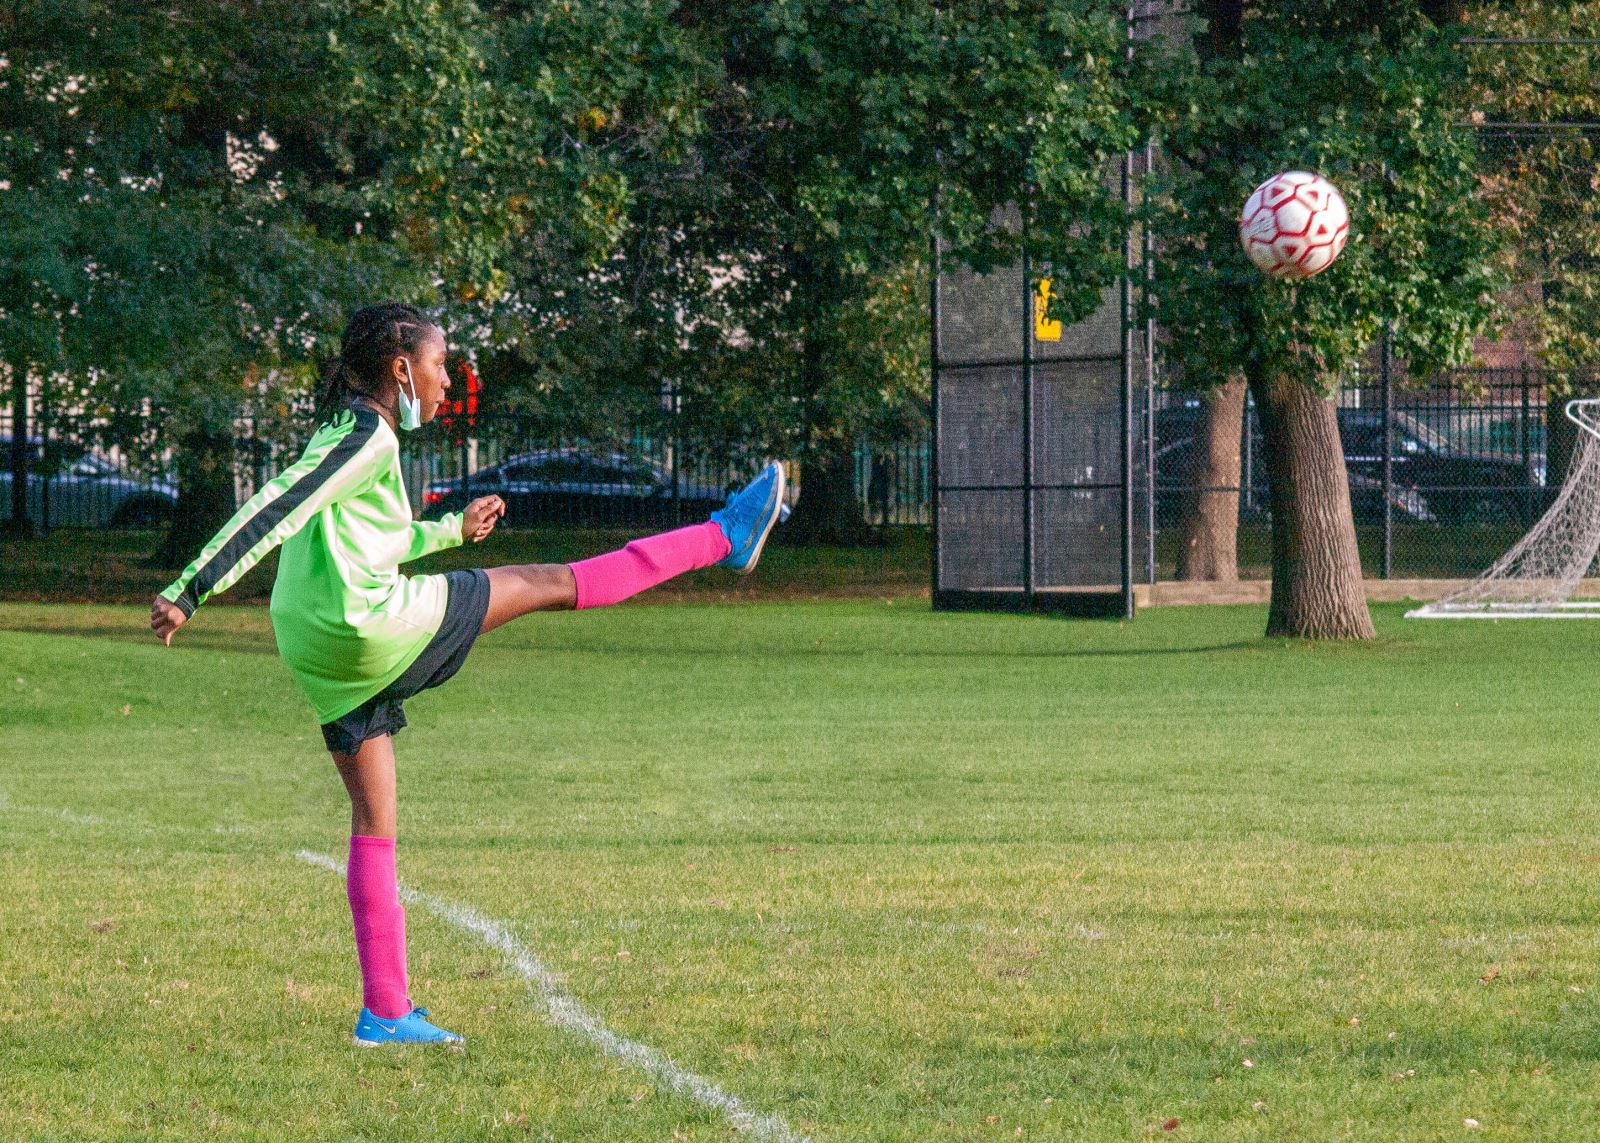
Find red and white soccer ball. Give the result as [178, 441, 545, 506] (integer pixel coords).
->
[1238, 171, 1350, 280]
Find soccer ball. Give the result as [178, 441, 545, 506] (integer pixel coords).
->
[1238, 171, 1349, 280]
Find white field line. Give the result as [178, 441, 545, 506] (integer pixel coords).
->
[296, 850, 814, 1143]
[0, 793, 110, 826]
[0, 794, 251, 834]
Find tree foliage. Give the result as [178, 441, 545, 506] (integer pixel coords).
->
[1466, 1, 1600, 382]
[1148, 1, 1504, 393]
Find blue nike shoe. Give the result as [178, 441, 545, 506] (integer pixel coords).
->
[712, 461, 788, 574]
[353, 1006, 464, 1047]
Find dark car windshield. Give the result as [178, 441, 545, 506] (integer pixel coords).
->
[1339, 412, 1450, 455]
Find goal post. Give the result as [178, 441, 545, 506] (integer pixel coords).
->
[1408, 399, 1600, 618]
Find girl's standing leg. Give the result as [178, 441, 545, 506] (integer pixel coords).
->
[333, 733, 398, 838]
[332, 735, 411, 1020]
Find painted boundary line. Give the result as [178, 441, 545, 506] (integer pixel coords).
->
[2, 798, 813, 1142]
[296, 851, 814, 1143]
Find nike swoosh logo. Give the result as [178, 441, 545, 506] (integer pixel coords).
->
[376, 1022, 397, 1034]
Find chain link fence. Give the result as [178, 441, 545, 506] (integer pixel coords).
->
[0, 394, 930, 539]
[5, 363, 1596, 582]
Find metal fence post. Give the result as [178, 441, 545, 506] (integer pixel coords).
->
[38, 378, 51, 536]
[930, 229, 941, 600]
[1020, 218, 1034, 601]
[670, 381, 681, 526]
[1520, 362, 1533, 527]
[1381, 328, 1393, 580]
[1144, 139, 1157, 588]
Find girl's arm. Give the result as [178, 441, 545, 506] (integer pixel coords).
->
[156, 408, 388, 622]
[403, 513, 465, 562]
[401, 495, 505, 562]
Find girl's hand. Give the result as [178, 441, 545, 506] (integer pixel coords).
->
[463, 495, 505, 543]
[151, 596, 187, 645]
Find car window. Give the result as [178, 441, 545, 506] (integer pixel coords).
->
[1340, 423, 1385, 455]
[590, 462, 650, 483]
[1393, 415, 1448, 452]
[530, 457, 589, 481]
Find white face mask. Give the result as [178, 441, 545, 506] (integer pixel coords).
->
[397, 359, 424, 432]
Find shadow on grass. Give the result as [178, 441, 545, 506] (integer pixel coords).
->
[0, 622, 281, 655]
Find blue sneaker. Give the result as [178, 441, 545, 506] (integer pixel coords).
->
[712, 462, 788, 574]
[353, 1006, 464, 1047]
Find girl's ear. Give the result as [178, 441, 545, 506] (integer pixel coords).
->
[387, 353, 410, 391]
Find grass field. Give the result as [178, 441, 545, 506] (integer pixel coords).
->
[5, 598, 1600, 1141]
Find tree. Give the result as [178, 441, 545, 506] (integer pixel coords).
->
[1150, 0, 1503, 637]
[0, 1, 638, 560]
[1464, 2, 1600, 485]
[550, 0, 1148, 544]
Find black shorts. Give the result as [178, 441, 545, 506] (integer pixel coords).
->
[320, 568, 492, 755]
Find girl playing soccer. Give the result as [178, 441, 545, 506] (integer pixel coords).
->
[150, 302, 787, 1047]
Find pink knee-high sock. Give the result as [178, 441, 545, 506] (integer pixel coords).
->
[568, 521, 731, 610]
[346, 835, 410, 1020]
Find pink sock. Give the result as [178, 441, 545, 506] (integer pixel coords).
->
[346, 835, 410, 1019]
[568, 521, 731, 609]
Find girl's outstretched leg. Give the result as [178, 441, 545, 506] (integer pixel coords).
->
[479, 461, 787, 633]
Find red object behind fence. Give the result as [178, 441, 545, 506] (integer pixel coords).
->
[438, 360, 481, 441]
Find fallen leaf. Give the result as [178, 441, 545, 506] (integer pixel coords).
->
[1162, 1117, 1181, 1132]
[1480, 968, 1500, 983]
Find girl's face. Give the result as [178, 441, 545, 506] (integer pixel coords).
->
[393, 328, 452, 423]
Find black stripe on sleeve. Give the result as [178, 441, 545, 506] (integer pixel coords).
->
[175, 409, 381, 613]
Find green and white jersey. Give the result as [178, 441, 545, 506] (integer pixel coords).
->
[160, 406, 465, 723]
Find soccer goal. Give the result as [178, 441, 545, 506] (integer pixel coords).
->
[1408, 399, 1600, 618]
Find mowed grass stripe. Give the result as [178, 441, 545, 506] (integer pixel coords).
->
[4, 600, 1600, 1140]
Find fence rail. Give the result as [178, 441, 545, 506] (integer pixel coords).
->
[0, 403, 932, 537]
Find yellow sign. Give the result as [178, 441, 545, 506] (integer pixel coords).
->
[1034, 277, 1062, 342]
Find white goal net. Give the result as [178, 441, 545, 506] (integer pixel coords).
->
[1409, 400, 1600, 618]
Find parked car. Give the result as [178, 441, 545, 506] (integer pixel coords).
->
[0, 438, 177, 529]
[1335, 409, 1535, 524]
[420, 448, 730, 526]
[1154, 403, 1533, 526]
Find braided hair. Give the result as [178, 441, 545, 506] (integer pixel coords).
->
[317, 302, 441, 425]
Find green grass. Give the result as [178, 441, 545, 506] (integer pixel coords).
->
[4, 598, 1600, 1140]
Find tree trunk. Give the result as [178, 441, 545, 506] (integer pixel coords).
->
[1250, 369, 1375, 639]
[157, 428, 238, 569]
[1176, 376, 1246, 581]
[791, 442, 869, 546]
[785, 257, 873, 546]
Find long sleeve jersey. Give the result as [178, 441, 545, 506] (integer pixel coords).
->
[160, 406, 465, 723]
